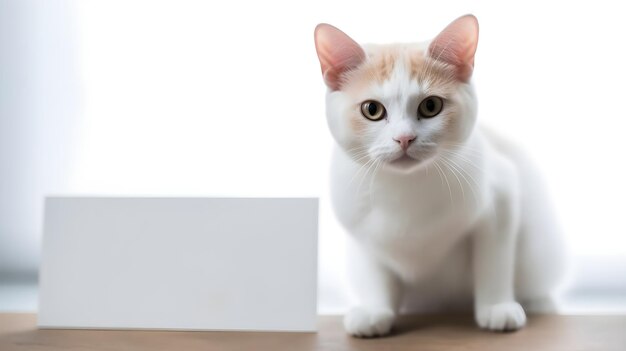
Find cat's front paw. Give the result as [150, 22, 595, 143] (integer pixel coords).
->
[475, 301, 526, 331]
[343, 306, 395, 338]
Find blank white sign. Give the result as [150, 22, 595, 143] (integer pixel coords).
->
[38, 197, 318, 331]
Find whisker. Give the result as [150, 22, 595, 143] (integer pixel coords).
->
[441, 143, 482, 155]
[438, 157, 465, 202]
[356, 156, 380, 195]
[368, 159, 383, 205]
[439, 155, 480, 208]
[441, 154, 481, 189]
[434, 160, 453, 206]
[439, 149, 484, 173]
[351, 152, 372, 164]
[348, 157, 376, 186]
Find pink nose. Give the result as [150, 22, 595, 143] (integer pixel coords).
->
[393, 135, 416, 151]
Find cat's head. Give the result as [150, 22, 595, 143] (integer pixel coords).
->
[314, 15, 479, 173]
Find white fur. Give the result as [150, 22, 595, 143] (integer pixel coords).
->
[325, 48, 566, 336]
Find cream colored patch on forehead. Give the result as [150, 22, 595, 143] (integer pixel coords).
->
[342, 43, 457, 95]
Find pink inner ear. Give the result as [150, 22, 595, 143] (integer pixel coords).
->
[428, 15, 479, 82]
[314, 24, 366, 90]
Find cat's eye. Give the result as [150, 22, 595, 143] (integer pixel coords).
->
[418, 96, 444, 118]
[360, 100, 386, 121]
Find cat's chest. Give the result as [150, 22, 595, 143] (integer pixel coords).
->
[337, 167, 469, 224]
[344, 178, 477, 281]
[348, 172, 481, 280]
[331, 153, 483, 247]
[358, 178, 470, 239]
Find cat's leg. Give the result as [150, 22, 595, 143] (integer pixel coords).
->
[344, 238, 402, 337]
[472, 193, 527, 331]
[510, 139, 568, 312]
[514, 208, 568, 313]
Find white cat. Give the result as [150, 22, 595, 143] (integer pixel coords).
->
[314, 15, 566, 337]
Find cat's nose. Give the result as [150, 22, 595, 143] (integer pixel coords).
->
[393, 135, 416, 151]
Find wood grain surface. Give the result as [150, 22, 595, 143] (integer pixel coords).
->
[1, 313, 625, 350]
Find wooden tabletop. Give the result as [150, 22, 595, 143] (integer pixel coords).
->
[1, 313, 625, 350]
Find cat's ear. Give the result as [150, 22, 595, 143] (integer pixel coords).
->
[314, 24, 366, 91]
[428, 15, 479, 82]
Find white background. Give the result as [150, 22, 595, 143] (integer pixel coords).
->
[1, 0, 625, 313]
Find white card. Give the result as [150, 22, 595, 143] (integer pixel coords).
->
[38, 197, 318, 331]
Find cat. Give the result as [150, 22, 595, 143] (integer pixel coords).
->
[314, 15, 566, 337]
